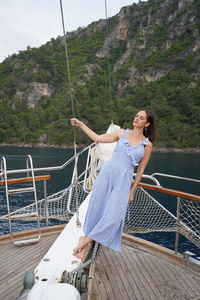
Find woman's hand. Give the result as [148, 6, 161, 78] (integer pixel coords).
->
[128, 189, 135, 203]
[71, 118, 84, 128]
[128, 196, 133, 203]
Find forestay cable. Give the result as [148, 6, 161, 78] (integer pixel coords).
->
[59, 0, 75, 118]
[59, 0, 81, 227]
[104, 0, 113, 117]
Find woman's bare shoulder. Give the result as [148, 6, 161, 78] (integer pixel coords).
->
[117, 128, 125, 139]
[147, 140, 153, 147]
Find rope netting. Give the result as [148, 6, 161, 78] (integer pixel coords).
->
[0, 178, 199, 250]
[179, 197, 200, 248]
[124, 187, 177, 234]
[0, 181, 88, 222]
[124, 189, 200, 249]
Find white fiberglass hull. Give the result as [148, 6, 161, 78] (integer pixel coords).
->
[27, 192, 91, 300]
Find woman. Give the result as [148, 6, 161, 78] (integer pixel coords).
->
[71, 110, 156, 260]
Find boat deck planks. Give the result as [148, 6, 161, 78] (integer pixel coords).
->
[0, 233, 59, 300]
[0, 233, 200, 300]
[90, 244, 200, 300]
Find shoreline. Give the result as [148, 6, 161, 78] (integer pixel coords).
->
[0, 142, 200, 153]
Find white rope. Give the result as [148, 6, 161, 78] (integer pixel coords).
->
[85, 123, 120, 191]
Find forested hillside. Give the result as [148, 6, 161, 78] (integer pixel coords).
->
[0, 0, 200, 149]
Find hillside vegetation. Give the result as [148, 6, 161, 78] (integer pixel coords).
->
[0, 0, 200, 149]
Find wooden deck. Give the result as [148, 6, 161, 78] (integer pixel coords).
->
[0, 231, 60, 300]
[0, 229, 200, 300]
[89, 242, 200, 300]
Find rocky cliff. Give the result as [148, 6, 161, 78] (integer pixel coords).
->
[0, 0, 199, 148]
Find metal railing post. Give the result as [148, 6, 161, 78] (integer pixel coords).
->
[175, 196, 181, 254]
[44, 180, 49, 227]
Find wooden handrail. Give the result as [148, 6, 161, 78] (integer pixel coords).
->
[0, 175, 51, 185]
[138, 183, 200, 203]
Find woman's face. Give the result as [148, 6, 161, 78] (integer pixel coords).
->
[133, 111, 149, 128]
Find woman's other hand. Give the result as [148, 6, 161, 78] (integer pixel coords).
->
[128, 196, 133, 203]
[71, 118, 84, 128]
[128, 188, 135, 203]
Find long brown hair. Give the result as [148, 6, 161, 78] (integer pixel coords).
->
[143, 110, 157, 143]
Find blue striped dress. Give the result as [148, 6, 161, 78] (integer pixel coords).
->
[83, 129, 149, 252]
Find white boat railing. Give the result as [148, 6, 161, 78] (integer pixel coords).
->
[132, 182, 200, 253]
[0, 143, 199, 256]
[0, 142, 96, 177]
[151, 172, 200, 184]
[0, 155, 41, 246]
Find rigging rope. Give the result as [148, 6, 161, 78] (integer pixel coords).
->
[59, 0, 75, 118]
[104, 0, 112, 102]
[104, 0, 113, 119]
[59, 0, 81, 227]
[58, 0, 116, 227]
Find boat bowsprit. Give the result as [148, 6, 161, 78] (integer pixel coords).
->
[17, 192, 98, 300]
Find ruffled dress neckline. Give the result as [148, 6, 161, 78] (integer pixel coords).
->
[123, 129, 149, 148]
[120, 129, 149, 166]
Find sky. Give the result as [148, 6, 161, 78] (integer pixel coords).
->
[0, 0, 143, 63]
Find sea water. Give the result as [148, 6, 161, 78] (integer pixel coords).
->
[0, 146, 199, 256]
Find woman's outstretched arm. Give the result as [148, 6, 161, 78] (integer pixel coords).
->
[71, 118, 121, 143]
[129, 143, 153, 202]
